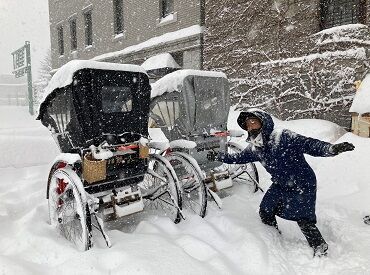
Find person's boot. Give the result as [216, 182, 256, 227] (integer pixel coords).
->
[313, 243, 328, 257]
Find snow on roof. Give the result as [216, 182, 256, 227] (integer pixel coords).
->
[151, 69, 227, 98]
[349, 74, 370, 114]
[141, 53, 180, 71]
[93, 25, 203, 62]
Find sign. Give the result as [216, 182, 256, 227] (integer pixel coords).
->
[12, 46, 27, 78]
[11, 42, 33, 114]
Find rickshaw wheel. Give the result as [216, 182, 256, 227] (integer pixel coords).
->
[166, 152, 207, 218]
[140, 155, 182, 224]
[223, 143, 259, 192]
[48, 167, 91, 251]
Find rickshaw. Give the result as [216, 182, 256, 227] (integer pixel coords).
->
[37, 60, 182, 251]
[149, 69, 260, 217]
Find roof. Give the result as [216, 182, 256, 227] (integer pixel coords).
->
[350, 73, 370, 114]
[151, 69, 227, 98]
[141, 53, 180, 71]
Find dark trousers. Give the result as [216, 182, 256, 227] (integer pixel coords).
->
[259, 209, 327, 249]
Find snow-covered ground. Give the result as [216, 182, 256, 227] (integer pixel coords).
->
[1, 106, 370, 275]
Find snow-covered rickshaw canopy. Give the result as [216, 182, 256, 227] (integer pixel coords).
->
[39, 60, 147, 108]
[150, 69, 227, 99]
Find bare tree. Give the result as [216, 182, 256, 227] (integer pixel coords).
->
[33, 49, 52, 109]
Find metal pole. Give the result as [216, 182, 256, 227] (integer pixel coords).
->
[25, 41, 33, 115]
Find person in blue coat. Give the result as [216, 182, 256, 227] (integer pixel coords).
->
[208, 109, 354, 257]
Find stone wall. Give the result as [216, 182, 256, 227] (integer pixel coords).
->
[203, 0, 370, 128]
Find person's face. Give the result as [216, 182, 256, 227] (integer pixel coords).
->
[245, 117, 262, 132]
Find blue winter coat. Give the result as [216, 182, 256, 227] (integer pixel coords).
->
[219, 110, 335, 222]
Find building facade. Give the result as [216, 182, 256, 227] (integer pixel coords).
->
[49, 0, 204, 72]
[49, 0, 370, 127]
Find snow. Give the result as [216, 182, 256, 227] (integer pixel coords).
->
[159, 13, 176, 24]
[1, 105, 370, 274]
[253, 48, 367, 67]
[314, 24, 370, 46]
[228, 107, 346, 142]
[349, 73, 370, 114]
[151, 69, 227, 98]
[92, 25, 203, 62]
[141, 53, 180, 71]
[314, 23, 368, 36]
[40, 60, 147, 109]
[169, 139, 197, 149]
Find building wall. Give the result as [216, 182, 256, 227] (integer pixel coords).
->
[203, 0, 370, 128]
[49, 0, 202, 70]
[203, 0, 321, 76]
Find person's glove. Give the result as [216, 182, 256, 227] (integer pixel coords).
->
[330, 142, 355, 155]
[206, 150, 218, 161]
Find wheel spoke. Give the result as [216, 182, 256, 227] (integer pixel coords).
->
[139, 157, 181, 223]
[48, 168, 89, 251]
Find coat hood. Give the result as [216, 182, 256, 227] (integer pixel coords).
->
[237, 109, 274, 141]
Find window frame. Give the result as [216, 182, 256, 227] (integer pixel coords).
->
[57, 25, 64, 56]
[69, 17, 77, 51]
[160, 0, 174, 18]
[113, 0, 124, 35]
[320, 0, 366, 30]
[83, 9, 93, 47]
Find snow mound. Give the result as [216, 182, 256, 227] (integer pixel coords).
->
[228, 107, 346, 142]
[1, 105, 370, 274]
[142, 53, 180, 71]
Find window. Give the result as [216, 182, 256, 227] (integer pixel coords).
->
[84, 10, 93, 46]
[113, 0, 124, 34]
[160, 0, 174, 18]
[102, 86, 132, 113]
[69, 18, 77, 51]
[321, 0, 366, 29]
[57, 25, 64, 56]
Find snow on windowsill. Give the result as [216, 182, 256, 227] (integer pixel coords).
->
[156, 12, 177, 27]
[113, 32, 125, 42]
[84, 44, 94, 51]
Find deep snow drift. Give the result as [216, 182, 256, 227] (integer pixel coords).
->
[0, 106, 370, 275]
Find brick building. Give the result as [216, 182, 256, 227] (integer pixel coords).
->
[49, 0, 370, 127]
